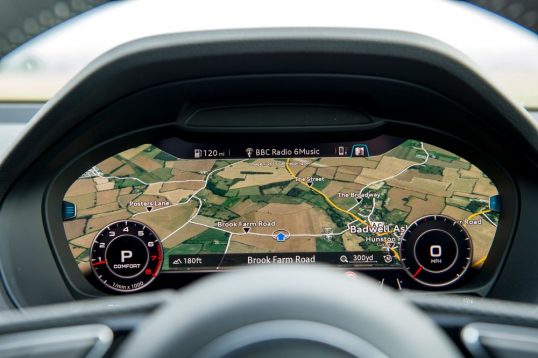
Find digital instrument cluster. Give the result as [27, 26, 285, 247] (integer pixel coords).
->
[62, 136, 500, 292]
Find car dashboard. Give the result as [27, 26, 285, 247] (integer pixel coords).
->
[0, 28, 535, 307]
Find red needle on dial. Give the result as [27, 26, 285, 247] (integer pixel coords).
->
[91, 260, 107, 266]
[412, 265, 424, 278]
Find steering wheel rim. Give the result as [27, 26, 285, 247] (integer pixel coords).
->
[117, 265, 461, 357]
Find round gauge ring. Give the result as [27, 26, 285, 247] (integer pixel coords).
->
[399, 215, 472, 288]
[90, 220, 163, 292]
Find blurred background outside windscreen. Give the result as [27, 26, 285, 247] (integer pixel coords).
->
[0, 0, 537, 108]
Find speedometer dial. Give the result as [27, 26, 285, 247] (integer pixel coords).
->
[400, 215, 472, 287]
[90, 220, 163, 292]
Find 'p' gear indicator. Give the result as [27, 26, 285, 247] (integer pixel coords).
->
[90, 220, 163, 292]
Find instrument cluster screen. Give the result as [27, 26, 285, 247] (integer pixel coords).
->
[62, 136, 500, 292]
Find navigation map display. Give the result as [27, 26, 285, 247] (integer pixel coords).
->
[62, 136, 500, 289]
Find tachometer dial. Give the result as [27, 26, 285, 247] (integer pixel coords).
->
[90, 220, 163, 292]
[399, 215, 472, 288]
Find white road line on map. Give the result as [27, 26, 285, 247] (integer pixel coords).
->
[96, 171, 205, 187]
[94, 167, 207, 218]
[359, 142, 429, 197]
[132, 159, 246, 219]
[214, 211, 350, 269]
[482, 212, 498, 227]
[334, 227, 351, 236]
[246, 232, 322, 238]
[347, 142, 430, 223]
[189, 219, 350, 238]
[366, 197, 376, 225]
[161, 196, 204, 242]
[217, 233, 233, 269]
[347, 219, 358, 227]
[347, 202, 369, 218]
[192, 159, 247, 198]
[171, 159, 247, 231]
[347, 201, 360, 211]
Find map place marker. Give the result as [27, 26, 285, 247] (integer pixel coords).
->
[147, 207, 153, 212]
[243, 227, 250, 233]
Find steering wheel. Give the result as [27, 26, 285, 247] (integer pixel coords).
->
[116, 265, 460, 357]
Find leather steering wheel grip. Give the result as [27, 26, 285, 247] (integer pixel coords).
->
[117, 265, 461, 358]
